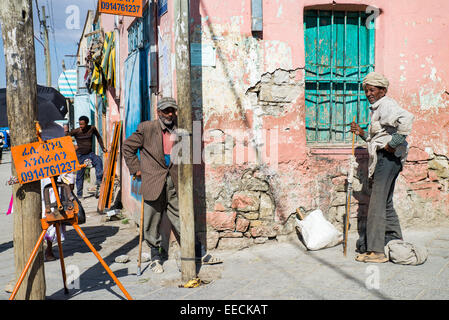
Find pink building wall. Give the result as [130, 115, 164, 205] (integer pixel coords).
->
[100, 11, 141, 216]
[189, 0, 449, 249]
[99, 0, 449, 250]
[195, 0, 449, 152]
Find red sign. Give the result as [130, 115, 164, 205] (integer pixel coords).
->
[99, 0, 143, 18]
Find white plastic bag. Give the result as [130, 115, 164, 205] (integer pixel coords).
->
[296, 209, 343, 250]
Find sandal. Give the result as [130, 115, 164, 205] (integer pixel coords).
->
[150, 260, 164, 273]
[199, 253, 223, 265]
[362, 252, 388, 263]
[355, 253, 369, 262]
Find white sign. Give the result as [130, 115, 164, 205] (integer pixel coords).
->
[191, 43, 216, 67]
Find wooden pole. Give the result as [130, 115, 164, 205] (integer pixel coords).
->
[174, 0, 196, 282]
[41, 6, 51, 87]
[0, 0, 46, 299]
[137, 197, 144, 276]
[344, 116, 357, 256]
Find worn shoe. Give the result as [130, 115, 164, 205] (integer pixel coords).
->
[198, 253, 223, 265]
[358, 252, 388, 263]
[150, 260, 164, 273]
[355, 253, 369, 262]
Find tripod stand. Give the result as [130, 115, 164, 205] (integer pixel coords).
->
[9, 122, 133, 300]
[9, 186, 133, 300]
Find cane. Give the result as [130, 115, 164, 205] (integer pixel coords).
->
[344, 116, 357, 256]
[137, 196, 144, 276]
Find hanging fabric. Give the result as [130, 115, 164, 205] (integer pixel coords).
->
[101, 32, 116, 89]
[90, 31, 116, 95]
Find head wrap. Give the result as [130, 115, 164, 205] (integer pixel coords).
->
[157, 97, 178, 110]
[362, 72, 389, 89]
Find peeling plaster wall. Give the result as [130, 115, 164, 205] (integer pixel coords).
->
[158, 0, 175, 100]
[96, 1, 449, 250]
[377, 1, 449, 157]
[183, 0, 449, 249]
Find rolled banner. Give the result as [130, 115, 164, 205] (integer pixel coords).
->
[6, 194, 13, 215]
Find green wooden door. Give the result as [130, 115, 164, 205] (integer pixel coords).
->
[304, 10, 375, 144]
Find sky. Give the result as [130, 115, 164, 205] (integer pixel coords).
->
[0, 0, 98, 89]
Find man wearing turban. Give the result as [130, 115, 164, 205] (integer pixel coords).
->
[350, 72, 414, 263]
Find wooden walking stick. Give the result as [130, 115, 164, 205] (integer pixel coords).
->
[344, 116, 357, 256]
[137, 196, 144, 276]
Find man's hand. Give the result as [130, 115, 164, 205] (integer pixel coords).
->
[103, 148, 107, 153]
[350, 122, 365, 137]
[133, 171, 142, 180]
[384, 144, 396, 153]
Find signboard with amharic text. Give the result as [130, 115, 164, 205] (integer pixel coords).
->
[11, 136, 80, 184]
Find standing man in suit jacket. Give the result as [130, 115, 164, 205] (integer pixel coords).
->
[123, 97, 221, 273]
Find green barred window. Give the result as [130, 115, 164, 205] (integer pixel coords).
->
[304, 10, 375, 144]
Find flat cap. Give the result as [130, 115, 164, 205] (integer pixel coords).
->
[157, 97, 178, 110]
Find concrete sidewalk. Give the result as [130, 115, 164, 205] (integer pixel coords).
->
[1, 150, 448, 300]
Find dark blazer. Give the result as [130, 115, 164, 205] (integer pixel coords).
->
[122, 120, 178, 201]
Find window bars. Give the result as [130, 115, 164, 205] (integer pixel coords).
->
[304, 10, 375, 143]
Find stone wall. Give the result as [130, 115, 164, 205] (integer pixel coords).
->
[206, 167, 297, 250]
[394, 149, 449, 224]
[247, 68, 303, 117]
[203, 148, 449, 251]
[299, 148, 449, 232]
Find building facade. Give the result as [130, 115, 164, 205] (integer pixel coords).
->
[94, 0, 449, 250]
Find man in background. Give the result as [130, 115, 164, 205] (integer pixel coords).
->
[67, 115, 106, 199]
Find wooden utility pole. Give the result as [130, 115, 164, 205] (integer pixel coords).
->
[41, 6, 51, 86]
[174, 0, 196, 282]
[0, 0, 46, 299]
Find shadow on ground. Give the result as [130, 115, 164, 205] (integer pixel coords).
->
[50, 225, 120, 258]
[288, 231, 391, 299]
[47, 225, 138, 300]
[0, 240, 13, 254]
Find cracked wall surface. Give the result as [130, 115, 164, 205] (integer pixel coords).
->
[102, 0, 449, 250]
[186, 0, 449, 250]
